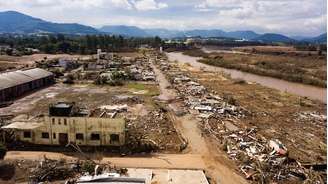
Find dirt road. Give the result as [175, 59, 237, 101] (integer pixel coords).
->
[151, 62, 176, 101]
[151, 62, 247, 184]
[5, 151, 205, 170]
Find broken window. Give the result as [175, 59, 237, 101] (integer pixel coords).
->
[110, 134, 120, 144]
[58, 119, 61, 125]
[76, 133, 84, 140]
[52, 118, 55, 125]
[42, 132, 49, 139]
[23, 131, 31, 138]
[64, 119, 67, 125]
[90, 133, 100, 140]
[53, 133, 56, 139]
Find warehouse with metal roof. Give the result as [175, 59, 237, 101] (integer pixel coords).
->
[0, 68, 54, 102]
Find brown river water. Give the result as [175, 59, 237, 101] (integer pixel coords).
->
[166, 52, 327, 103]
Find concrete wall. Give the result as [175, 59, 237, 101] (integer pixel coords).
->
[15, 116, 125, 146]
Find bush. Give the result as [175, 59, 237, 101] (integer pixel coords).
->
[0, 144, 7, 160]
[81, 161, 96, 174]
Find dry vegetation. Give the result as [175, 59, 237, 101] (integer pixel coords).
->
[183, 48, 327, 87]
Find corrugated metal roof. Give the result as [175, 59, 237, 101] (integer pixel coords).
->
[0, 68, 53, 91]
[2, 121, 43, 130]
[17, 68, 53, 80]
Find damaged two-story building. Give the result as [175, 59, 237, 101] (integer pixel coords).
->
[2, 102, 126, 147]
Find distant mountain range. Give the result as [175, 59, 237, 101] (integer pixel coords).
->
[99, 25, 326, 43]
[301, 33, 327, 44]
[0, 11, 326, 44]
[99, 25, 261, 40]
[252, 33, 296, 43]
[0, 11, 98, 34]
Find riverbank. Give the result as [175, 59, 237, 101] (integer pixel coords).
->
[167, 52, 326, 103]
[160, 51, 326, 183]
[182, 49, 326, 88]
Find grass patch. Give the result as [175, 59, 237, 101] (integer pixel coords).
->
[126, 83, 147, 91]
[126, 82, 160, 97]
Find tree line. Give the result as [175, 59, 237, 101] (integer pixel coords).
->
[0, 34, 163, 54]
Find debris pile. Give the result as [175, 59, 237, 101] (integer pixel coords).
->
[129, 57, 156, 81]
[112, 95, 143, 104]
[13, 157, 129, 183]
[126, 109, 183, 153]
[153, 53, 326, 183]
[202, 117, 326, 183]
[294, 111, 327, 125]
[29, 157, 75, 182]
[161, 62, 247, 120]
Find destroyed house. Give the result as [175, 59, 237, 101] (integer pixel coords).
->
[0, 68, 54, 102]
[2, 102, 126, 147]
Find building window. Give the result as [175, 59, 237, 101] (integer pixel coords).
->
[53, 133, 56, 139]
[110, 134, 120, 143]
[64, 119, 67, 125]
[23, 131, 31, 138]
[42, 132, 49, 139]
[76, 133, 84, 140]
[52, 118, 55, 125]
[58, 119, 61, 125]
[90, 133, 100, 140]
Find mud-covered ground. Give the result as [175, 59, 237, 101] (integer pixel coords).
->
[0, 82, 183, 154]
[181, 64, 326, 164]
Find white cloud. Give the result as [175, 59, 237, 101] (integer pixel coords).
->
[0, 0, 325, 36]
[132, 0, 168, 11]
[194, 2, 213, 12]
[110, 0, 133, 9]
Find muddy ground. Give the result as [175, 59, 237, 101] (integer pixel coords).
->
[178, 63, 327, 164]
[0, 81, 183, 154]
[0, 51, 143, 72]
[0, 54, 92, 71]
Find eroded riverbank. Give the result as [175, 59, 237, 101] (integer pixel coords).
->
[167, 52, 326, 103]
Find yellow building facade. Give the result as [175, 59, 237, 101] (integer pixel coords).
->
[5, 116, 126, 146]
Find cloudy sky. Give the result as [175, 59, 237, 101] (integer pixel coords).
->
[0, 0, 326, 36]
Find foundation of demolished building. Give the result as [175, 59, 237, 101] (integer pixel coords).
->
[151, 51, 327, 184]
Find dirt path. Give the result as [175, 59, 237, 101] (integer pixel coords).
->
[151, 62, 247, 184]
[151, 62, 176, 101]
[5, 151, 205, 170]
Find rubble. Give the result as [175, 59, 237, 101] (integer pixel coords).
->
[203, 119, 326, 183]
[128, 57, 156, 81]
[163, 62, 247, 120]
[125, 109, 184, 153]
[99, 104, 128, 113]
[294, 111, 327, 125]
[29, 157, 76, 182]
[112, 95, 143, 104]
[152, 52, 326, 184]
[11, 156, 130, 183]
